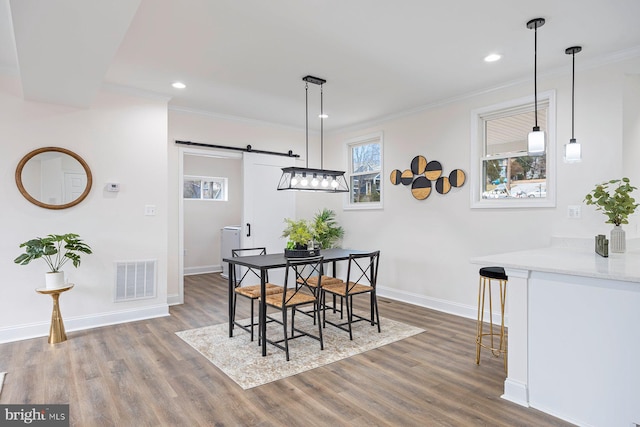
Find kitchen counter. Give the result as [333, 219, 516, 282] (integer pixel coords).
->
[471, 245, 640, 427]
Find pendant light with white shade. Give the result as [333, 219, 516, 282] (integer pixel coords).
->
[564, 46, 582, 163]
[527, 18, 546, 154]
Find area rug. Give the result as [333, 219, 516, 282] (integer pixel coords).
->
[176, 311, 424, 389]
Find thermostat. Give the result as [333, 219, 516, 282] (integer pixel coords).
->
[106, 183, 120, 192]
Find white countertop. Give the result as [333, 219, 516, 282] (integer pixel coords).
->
[471, 246, 640, 283]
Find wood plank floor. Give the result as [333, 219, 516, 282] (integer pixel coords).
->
[0, 273, 573, 426]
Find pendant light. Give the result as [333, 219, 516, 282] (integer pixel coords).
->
[277, 76, 349, 192]
[564, 46, 582, 163]
[527, 18, 546, 154]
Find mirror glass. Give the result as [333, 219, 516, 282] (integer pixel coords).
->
[16, 147, 92, 209]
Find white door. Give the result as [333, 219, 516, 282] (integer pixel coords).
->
[64, 172, 87, 203]
[242, 152, 295, 252]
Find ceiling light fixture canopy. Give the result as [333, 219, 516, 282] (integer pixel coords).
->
[277, 76, 349, 192]
[564, 45, 582, 163]
[527, 17, 546, 154]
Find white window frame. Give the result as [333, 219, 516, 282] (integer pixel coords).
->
[344, 131, 384, 210]
[183, 175, 228, 201]
[470, 90, 556, 209]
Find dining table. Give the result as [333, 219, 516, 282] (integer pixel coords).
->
[224, 248, 371, 356]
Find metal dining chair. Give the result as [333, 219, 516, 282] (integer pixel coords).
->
[260, 256, 325, 361]
[321, 251, 381, 340]
[231, 247, 282, 341]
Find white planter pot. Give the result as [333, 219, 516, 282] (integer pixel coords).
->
[610, 225, 626, 253]
[45, 271, 65, 289]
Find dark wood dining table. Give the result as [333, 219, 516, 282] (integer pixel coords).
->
[223, 248, 371, 356]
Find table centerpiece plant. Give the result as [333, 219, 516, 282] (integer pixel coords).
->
[14, 233, 93, 288]
[282, 209, 344, 257]
[584, 177, 638, 253]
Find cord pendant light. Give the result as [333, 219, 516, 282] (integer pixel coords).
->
[277, 75, 349, 192]
[564, 46, 582, 163]
[527, 18, 546, 154]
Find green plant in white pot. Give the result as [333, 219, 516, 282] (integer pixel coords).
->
[14, 233, 93, 288]
[584, 177, 638, 253]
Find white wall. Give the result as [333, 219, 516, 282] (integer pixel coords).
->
[0, 75, 169, 342]
[183, 154, 242, 274]
[298, 56, 640, 319]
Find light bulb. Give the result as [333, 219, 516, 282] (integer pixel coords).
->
[300, 174, 308, 186]
[330, 178, 339, 188]
[321, 176, 329, 187]
[290, 175, 298, 186]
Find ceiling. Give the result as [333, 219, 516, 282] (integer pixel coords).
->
[1, 0, 640, 132]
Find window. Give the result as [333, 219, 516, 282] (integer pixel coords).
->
[183, 175, 228, 201]
[345, 132, 383, 210]
[470, 91, 556, 208]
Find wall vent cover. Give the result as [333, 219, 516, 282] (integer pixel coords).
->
[114, 259, 156, 302]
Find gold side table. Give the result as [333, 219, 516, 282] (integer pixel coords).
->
[36, 284, 74, 344]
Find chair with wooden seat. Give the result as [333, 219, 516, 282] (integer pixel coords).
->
[322, 251, 381, 340]
[295, 270, 343, 320]
[261, 256, 324, 361]
[231, 247, 282, 341]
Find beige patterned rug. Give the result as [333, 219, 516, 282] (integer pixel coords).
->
[176, 311, 424, 389]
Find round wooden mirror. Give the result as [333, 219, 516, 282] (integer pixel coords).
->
[15, 147, 93, 209]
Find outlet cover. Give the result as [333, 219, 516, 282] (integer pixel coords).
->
[144, 205, 157, 216]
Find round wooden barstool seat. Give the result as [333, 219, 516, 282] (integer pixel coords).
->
[475, 266, 508, 374]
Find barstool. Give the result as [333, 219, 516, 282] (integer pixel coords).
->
[475, 266, 508, 374]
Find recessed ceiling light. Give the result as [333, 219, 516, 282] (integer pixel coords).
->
[484, 54, 502, 62]
[172, 82, 186, 89]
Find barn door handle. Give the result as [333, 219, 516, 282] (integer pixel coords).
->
[246, 223, 251, 237]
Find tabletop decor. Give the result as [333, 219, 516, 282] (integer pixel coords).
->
[584, 177, 638, 253]
[282, 209, 344, 257]
[14, 233, 92, 288]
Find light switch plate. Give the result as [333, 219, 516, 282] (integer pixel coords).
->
[568, 205, 581, 219]
[144, 205, 156, 216]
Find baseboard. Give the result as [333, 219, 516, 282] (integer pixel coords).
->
[377, 285, 478, 321]
[184, 265, 221, 276]
[167, 293, 183, 306]
[501, 378, 529, 407]
[377, 285, 509, 326]
[0, 304, 169, 344]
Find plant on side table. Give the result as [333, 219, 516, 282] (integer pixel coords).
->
[14, 233, 93, 289]
[584, 177, 638, 253]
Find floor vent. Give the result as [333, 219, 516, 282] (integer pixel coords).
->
[114, 260, 156, 302]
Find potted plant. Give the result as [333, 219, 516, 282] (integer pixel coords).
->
[584, 177, 638, 253]
[14, 233, 93, 288]
[311, 209, 344, 249]
[282, 218, 314, 256]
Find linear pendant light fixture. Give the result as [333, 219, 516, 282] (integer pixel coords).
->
[277, 76, 349, 192]
[527, 18, 546, 154]
[564, 46, 582, 163]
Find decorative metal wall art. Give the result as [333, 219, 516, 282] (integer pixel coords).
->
[390, 155, 466, 200]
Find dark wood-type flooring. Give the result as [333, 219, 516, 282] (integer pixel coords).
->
[0, 273, 573, 426]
